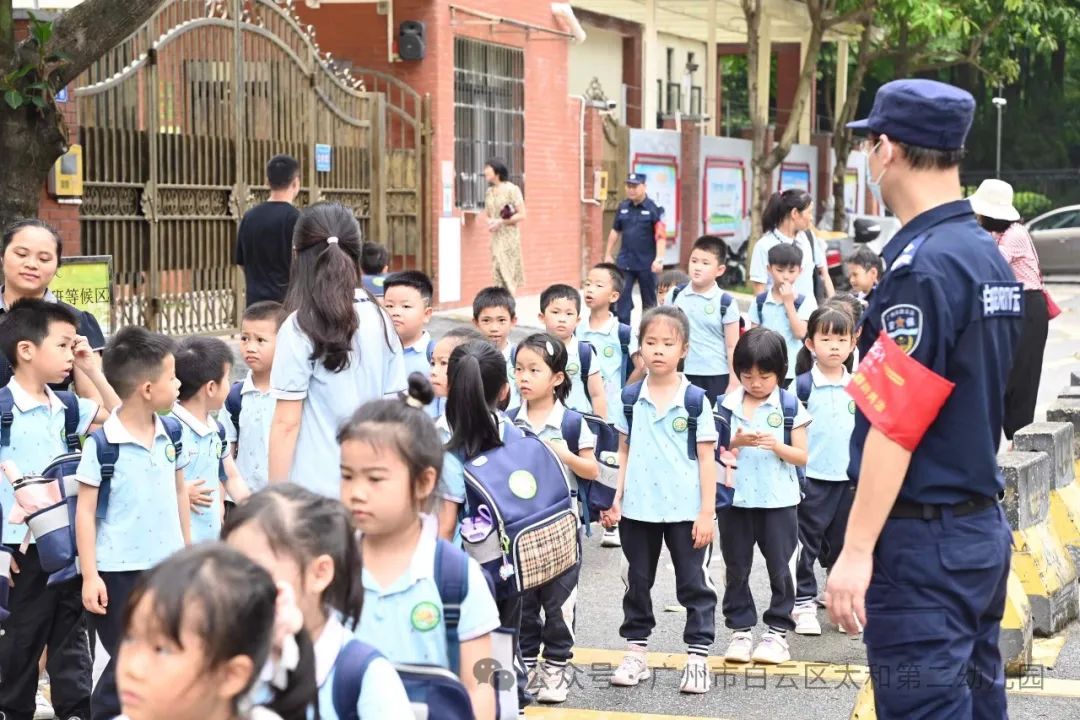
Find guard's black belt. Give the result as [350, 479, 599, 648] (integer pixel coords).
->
[889, 494, 997, 520]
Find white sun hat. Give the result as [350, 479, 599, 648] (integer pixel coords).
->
[969, 178, 1020, 222]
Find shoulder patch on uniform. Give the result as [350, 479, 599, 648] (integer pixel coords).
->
[881, 304, 923, 355]
[980, 282, 1023, 318]
[889, 235, 928, 271]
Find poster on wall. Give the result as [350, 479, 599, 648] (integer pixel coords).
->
[702, 158, 745, 237]
[50, 255, 114, 336]
[844, 167, 860, 215]
[631, 153, 679, 242]
[779, 162, 812, 194]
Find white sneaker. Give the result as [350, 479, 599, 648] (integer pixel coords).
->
[610, 650, 651, 686]
[751, 633, 791, 664]
[723, 631, 753, 663]
[602, 526, 621, 547]
[34, 680, 55, 720]
[793, 604, 822, 636]
[679, 655, 712, 694]
[535, 662, 569, 704]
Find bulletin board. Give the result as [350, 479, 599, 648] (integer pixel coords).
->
[631, 153, 679, 239]
[50, 255, 114, 336]
[844, 166, 861, 215]
[701, 158, 746, 237]
[778, 162, 812, 195]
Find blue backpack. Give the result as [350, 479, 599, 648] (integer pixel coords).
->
[754, 291, 807, 320]
[332, 540, 484, 720]
[174, 413, 229, 485]
[795, 371, 813, 408]
[225, 381, 243, 442]
[513, 340, 593, 383]
[621, 381, 708, 461]
[456, 423, 578, 598]
[616, 323, 633, 384]
[713, 389, 803, 510]
[505, 406, 620, 530]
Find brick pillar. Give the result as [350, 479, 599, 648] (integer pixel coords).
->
[679, 120, 701, 268]
[581, 106, 607, 271]
[774, 43, 801, 136]
[622, 34, 642, 129]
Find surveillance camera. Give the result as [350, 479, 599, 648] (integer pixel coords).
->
[992, 97, 1007, 107]
[605, 100, 618, 111]
[686, 62, 699, 74]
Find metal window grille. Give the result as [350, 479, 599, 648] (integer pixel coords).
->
[666, 82, 682, 113]
[690, 86, 703, 116]
[454, 38, 525, 209]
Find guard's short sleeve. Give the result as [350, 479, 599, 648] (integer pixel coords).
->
[612, 204, 625, 233]
[75, 435, 102, 487]
[270, 313, 313, 401]
[721, 294, 741, 325]
[652, 203, 666, 225]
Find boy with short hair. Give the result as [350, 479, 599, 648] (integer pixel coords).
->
[579, 263, 644, 423]
[667, 236, 742, 400]
[846, 246, 884, 301]
[223, 301, 280, 493]
[538, 283, 607, 418]
[657, 269, 691, 306]
[384, 270, 439, 416]
[0, 299, 118, 720]
[748, 243, 816, 386]
[172, 336, 251, 543]
[473, 286, 520, 408]
[75, 326, 191, 719]
[360, 241, 390, 299]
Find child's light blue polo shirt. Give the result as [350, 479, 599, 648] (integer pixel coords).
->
[667, 284, 741, 376]
[748, 292, 817, 379]
[402, 331, 443, 420]
[312, 614, 412, 720]
[0, 379, 97, 545]
[576, 315, 638, 424]
[804, 366, 855, 481]
[75, 412, 189, 571]
[614, 375, 718, 523]
[721, 387, 812, 509]
[563, 337, 601, 415]
[354, 514, 500, 669]
[502, 344, 519, 409]
[172, 404, 226, 544]
[514, 400, 596, 491]
[271, 293, 407, 498]
[221, 371, 274, 493]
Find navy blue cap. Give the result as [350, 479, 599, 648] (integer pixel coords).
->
[626, 173, 646, 185]
[847, 79, 975, 151]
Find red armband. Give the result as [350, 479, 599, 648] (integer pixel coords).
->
[654, 221, 667, 242]
[846, 330, 955, 451]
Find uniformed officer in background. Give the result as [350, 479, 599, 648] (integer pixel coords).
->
[826, 79, 1023, 719]
[604, 173, 666, 325]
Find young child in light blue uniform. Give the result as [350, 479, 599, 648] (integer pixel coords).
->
[0, 299, 115, 720]
[606, 307, 718, 696]
[748, 242, 816, 384]
[791, 305, 858, 637]
[717, 327, 810, 667]
[578, 263, 642, 425]
[510, 333, 599, 704]
[667, 236, 742, 400]
[224, 484, 411, 720]
[471, 287, 519, 410]
[429, 327, 487, 448]
[75, 326, 191, 719]
[383, 270, 440, 417]
[223, 301, 281, 493]
[268, 203, 406, 497]
[172, 336, 250, 543]
[338, 377, 501, 719]
[538, 284, 605, 418]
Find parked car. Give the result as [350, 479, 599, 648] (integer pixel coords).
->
[1026, 205, 1080, 274]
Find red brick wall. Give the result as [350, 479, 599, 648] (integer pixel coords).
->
[294, 2, 586, 309]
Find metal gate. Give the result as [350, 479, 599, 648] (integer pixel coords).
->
[74, 0, 429, 334]
[600, 117, 630, 242]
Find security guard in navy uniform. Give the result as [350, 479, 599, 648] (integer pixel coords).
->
[825, 80, 1023, 719]
[604, 173, 666, 325]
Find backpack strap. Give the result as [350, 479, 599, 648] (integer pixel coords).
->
[0, 387, 14, 448]
[683, 384, 706, 461]
[225, 381, 243, 437]
[617, 323, 632, 383]
[720, 292, 734, 312]
[795, 294, 806, 310]
[92, 427, 119, 521]
[160, 416, 185, 460]
[331, 640, 386, 720]
[714, 394, 732, 452]
[215, 418, 228, 483]
[795, 372, 813, 408]
[577, 340, 592, 381]
[434, 538, 468, 676]
[672, 283, 686, 304]
[54, 391, 82, 453]
[755, 291, 767, 321]
[561, 409, 583, 457]
[779, 389, 798, 447]
[620, 382, 644, 447]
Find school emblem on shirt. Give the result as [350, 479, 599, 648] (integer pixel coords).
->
[508, 470, 538, 500]
[704, 303, 716, 315]
[165, 443, 177, 463]
[410, 601, 441, 632]
[882, 304, 923, 355]
[848, 400, 856, 415]
[214, 438, 228, 460]
[603, 346, 616, 358]
[672, 417, 688, 433]
[566, 362, 580, 377]
[767, 412, 783, 428]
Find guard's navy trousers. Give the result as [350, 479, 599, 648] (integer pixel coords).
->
[864, 503, 1011, 720]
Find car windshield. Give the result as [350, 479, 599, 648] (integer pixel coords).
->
[1031, 209, 1080, 230]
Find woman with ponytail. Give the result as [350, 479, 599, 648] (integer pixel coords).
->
[750, 190, 832, 301]
[268, 202, 405, 496]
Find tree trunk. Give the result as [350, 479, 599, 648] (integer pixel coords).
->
[741, 0, 768, 247]
[0, 103, 67, 227]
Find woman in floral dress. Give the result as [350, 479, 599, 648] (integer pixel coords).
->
[483, 159, 527, 293]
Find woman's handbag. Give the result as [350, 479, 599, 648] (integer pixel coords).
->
[499, 203, 516, 220]
[1045, 290, 1062, 320]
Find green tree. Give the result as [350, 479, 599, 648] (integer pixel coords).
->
[0, 0, 167, 227]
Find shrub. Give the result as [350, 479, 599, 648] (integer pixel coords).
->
[1013, 191, 1054, 220]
